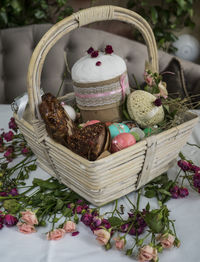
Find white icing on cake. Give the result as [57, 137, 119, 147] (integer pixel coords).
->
[71, 52, 127, 83]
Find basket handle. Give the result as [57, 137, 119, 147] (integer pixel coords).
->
[27, 5, 158, 119]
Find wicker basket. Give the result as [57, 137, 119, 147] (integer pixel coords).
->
[14, 6, 198, 206]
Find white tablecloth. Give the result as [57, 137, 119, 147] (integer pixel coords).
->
[0, 105, 200, 262]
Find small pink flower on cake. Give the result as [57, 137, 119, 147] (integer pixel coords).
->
[96, 61, 101, 66]
[87, 47, 94, 54]
[105, 45, 114, 54]
[91, 50, 99, 58]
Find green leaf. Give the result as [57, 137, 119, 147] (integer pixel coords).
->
[62, 207, 72, 217]
[179, 152, 186, 160]
[0, 10, 8, 25]
[188, 8, 193, 17]
[53, 217, 60, 223]
[176, 0, 186, 9]
[1, 162, 8, 170]
[151, 7, 158, 25]
[10, 0, 22, 13]
[144, 189, 156, 198]
[55, 199, 64, 211]
[158, 189, 172, 196]
[56, 0, 67, 7]
[108, 216, 123, 227]
[32, 178, 64, 190]
[163, 104, 170, 114]
[3, 199, 21, 214]
[28, 164, 37, 171]
[150, 173, 168, 184]
[144, 209, 165, 233]
[145, 202, 150, 212]
[34, 10, 46, 19]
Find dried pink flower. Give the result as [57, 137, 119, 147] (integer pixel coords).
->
[144, 71, 155, 86]
[17, 222, 36, 234]
[178, 160, 191, 171]
[8, 117, 18, 131]
[81, 212, 93, 226]
[4, 214, 18, 227]
[9, 188, 18, 196]
[170, 185, 179, 199]
[63, 221, 76, 233]
[154, 98, 162, 107]
[72, 231, 79, 236]
[114, 237, 126, 250]
[46, 228, 65, 240]
[4, 131, 14, 142]
[138, 245, 158, 262]
[94, 229, 110, 245]
[21, 147, 29, 155]
[4, 147, 14, 161]
[157, 233, 175, 249]
[178, 187, 189, 198]
[21, 210, 38, 225]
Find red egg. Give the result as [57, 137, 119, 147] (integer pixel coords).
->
[111, 133, 136, 153]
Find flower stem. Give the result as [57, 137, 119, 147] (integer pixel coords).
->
[136, 190, 142, 210]
[125, 195, 135, 209]
[174, 169, 182, 184]
[187, 142, 200, 149]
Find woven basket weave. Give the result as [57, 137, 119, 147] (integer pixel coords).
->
[14, 6, 198, 206]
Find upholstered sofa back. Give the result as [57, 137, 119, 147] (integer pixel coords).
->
[0, 24, 199, 104]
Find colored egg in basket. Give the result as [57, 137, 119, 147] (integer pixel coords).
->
[108, 123, 130, 139]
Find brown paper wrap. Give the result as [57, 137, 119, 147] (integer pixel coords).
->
[78, 102, 123, 122]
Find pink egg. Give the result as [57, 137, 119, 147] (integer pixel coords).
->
[84, 120, 100, 127]
[111, 133, 136, 153]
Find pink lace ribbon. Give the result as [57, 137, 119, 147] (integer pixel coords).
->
[75, 73, 128, 101]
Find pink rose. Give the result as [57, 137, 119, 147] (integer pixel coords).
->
[158, 233, 175, 248]
[17, 222, 36, 234]
[46, 228, 66, 240]
[138, 245, 158, 262]
[94, 229, 110, 245]
[114, 237, 125, 250]
[63, 221, 76, 233]
[21, 211, 38, 225]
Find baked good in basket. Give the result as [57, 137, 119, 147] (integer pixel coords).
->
[71, 45, 130, 122]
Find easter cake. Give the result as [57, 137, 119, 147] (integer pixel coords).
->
[71, 45, 130, 122]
